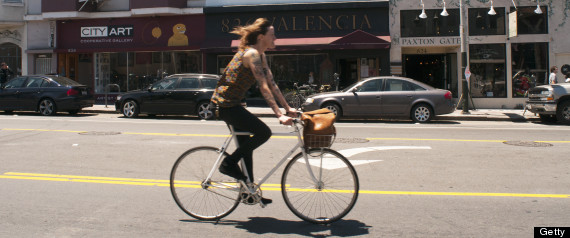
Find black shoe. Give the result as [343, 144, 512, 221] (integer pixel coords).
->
[219, 162, 247, 181]
[260, 197, 272, 205]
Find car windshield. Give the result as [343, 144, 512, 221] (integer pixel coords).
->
[342, 81, 365, 92]
[151, 78, 177, 90]
[52, 77, 82, 86]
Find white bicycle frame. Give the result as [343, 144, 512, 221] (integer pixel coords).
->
[203, 120, 321, 194]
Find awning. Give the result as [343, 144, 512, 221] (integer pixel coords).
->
[231, 30, 390, 51]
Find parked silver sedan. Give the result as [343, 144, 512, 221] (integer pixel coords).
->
[301, 76, 455, 123]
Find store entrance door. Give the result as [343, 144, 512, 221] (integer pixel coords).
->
[338, 59, 358, 90]
[404, 54, 447, 89]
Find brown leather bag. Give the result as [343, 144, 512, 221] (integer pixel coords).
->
[301, 108, 336, 148]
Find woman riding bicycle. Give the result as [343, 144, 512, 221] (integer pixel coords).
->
[210, 18, 297, 204]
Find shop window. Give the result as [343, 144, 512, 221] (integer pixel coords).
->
[217, 54, 330, 95]
[400, 9, 460, 37]
[512, 6, 548, 34]
[94, 51, 201, 93]
[511, 43, 548, 97]
[0, 43, 22, 77]
[469, 44, 506, 98]
[468, 8, 505, 36]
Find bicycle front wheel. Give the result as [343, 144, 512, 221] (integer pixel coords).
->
[281, 148, 359, 224]
[170, 146, 241, 221]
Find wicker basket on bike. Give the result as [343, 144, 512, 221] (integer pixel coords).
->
[301, 108, 336, 148]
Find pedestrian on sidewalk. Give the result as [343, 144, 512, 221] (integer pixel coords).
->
[1, 62, 14, 88]
[211, 18, 296, 205]
[549, 66, 559, 85]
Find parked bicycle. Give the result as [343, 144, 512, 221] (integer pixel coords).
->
[284, 83, 318, 109]
[169, 116, 359, 224]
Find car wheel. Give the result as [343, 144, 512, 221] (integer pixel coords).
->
[539, 114, 557, 123]
[197, 101, 214, 120]
[38, 98, 57, 116]
[122, 100, 139, 118]
[556, 100, 570, 124]
[411, 103, 433, 123]
[321, 103, 341, 121]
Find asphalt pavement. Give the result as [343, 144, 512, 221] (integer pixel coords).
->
[86, 104, 540, 122]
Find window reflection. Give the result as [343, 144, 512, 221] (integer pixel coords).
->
[469, 44, 506, 98]
[94, 51, 201, 93]
[401, 9, 459, 37]
[513, 6, 548, 34]
[511, 43, 548, 97]
[468, 8, 505, 36]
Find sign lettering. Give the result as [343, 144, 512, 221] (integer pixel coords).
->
[81, 25, 134, 38]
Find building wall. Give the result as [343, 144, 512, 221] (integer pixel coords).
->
[389, 0, 570, 109]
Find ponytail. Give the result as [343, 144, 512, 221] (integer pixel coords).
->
[231, 18, 272, 49]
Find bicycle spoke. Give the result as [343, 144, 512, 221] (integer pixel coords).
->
[170, 147, 241, 220]
[281, 148, 359, 224]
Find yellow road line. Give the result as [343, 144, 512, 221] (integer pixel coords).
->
[2, 172, 569, 199]
[3, 128, 569, 143]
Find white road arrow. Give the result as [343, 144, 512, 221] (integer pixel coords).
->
[297, 146, 432, 170]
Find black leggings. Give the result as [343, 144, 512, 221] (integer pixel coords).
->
[218, 106, 272, 180]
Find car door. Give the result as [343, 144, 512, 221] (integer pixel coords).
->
[0, 76, 27, 110]
[380, 79, 417, 116]
[142, 77, 179, 114]
[169, 77, 201, 114]
[342, 78, 383, 116]
[18, 77, 47, 110]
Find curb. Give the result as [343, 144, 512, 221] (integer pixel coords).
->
[83, 108, 540, 122]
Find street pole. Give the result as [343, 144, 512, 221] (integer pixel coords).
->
[460, 0, 470, 114]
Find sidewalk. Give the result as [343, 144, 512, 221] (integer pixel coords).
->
[84, 104, 540, 122]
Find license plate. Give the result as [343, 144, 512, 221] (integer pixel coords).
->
[82, 91, 87, 95]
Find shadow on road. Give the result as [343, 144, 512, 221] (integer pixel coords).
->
[181, 217, 371, 237]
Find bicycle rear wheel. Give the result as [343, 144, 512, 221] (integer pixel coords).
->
[170, 146, 241, 220]
[281, 148, 359, 224]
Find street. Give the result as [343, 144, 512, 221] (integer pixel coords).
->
[1, 112, 569, 237]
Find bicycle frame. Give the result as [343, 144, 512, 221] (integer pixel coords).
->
[203, 121, 321, 194]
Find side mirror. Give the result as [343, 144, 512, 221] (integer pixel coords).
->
[351, 87, 358, 93]
[147, 87, 153, 92]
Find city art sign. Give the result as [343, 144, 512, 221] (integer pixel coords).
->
[57, 15, 205, 52]
[400, 37, 461, 46]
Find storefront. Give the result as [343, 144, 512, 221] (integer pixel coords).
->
[0, 28, 23, 78]
[203, 1, 391, 94]
[389, 1, 562, 109]
[55, 14, 205, 102]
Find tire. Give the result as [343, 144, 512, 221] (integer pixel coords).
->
[411, 103, 433, 123]
[321, 103, 341, 120]
[285, 92, 303, 109]
[170, 146, 241, 221]
[539, 114, 557, 123]
[281, 148, 359, 224]
[122, 100, 139, 118]
[556, 101, 570, 124]
[38, 98, 57, 116]
[197, 101, 214, 120]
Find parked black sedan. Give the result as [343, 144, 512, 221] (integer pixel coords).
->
[0, 75, 94, 116]
[115, 74, 219, 120]
[302, 76, 455, 123]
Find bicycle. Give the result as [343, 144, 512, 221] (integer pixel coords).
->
[169, 117, 359, 224]
[284, 83, 318, 109]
